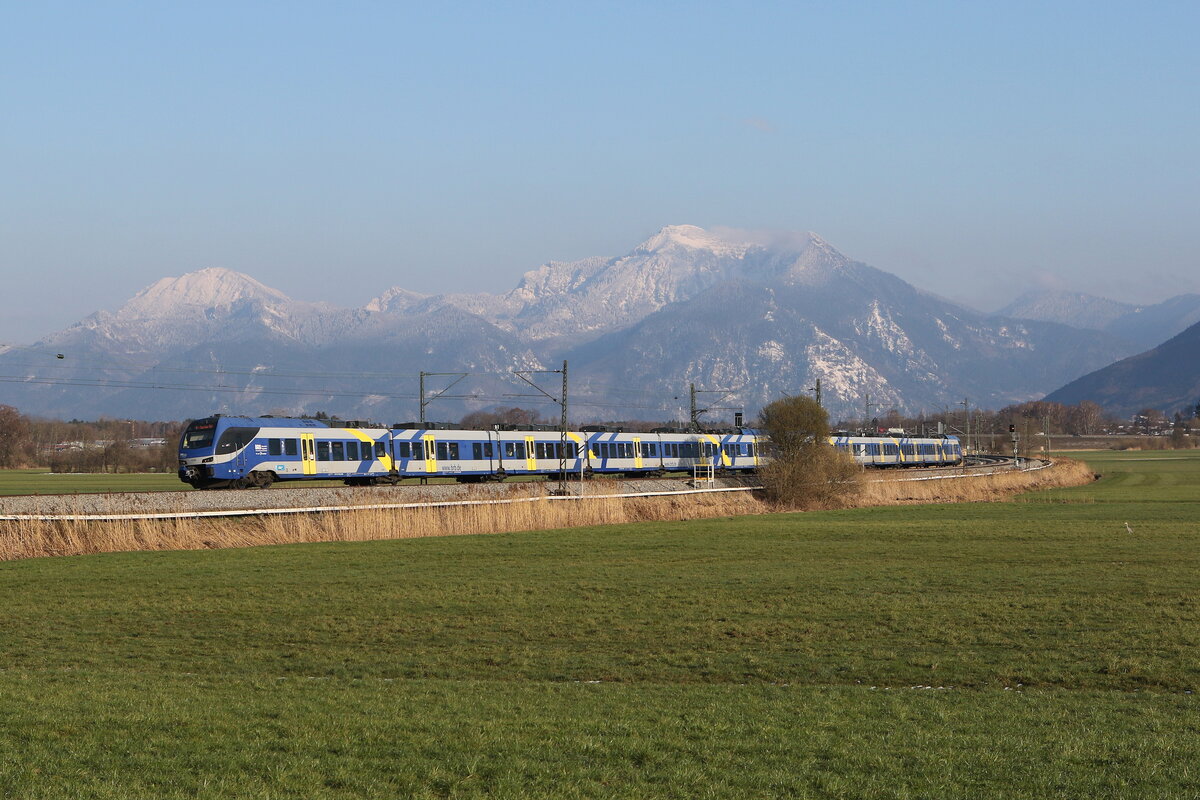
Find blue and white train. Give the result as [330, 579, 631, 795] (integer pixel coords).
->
[177, 415, 962, 489]
[830, 433, 962, 467]
[177, 415, 762, 489]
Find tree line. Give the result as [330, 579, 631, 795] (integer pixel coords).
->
[0, 405, 183, 471]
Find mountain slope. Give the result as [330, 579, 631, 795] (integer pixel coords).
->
[1043, 321, 1200, 418]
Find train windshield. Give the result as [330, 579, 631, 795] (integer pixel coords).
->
[181, 419, 218, 450]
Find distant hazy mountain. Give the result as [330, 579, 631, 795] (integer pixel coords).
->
[0, 226, 1141, 422]
[998, 290, 1200, 352]
[997, 291, 1137, 331]
[1044, 321, 1200, 418]
[1104, 294, 1200, 352]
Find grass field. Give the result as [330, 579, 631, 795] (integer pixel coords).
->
[1, 451, 1198, 797]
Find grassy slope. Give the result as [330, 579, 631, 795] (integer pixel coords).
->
[1, 451, 1198, 798]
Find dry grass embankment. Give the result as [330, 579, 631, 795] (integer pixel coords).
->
[0, 488, 765, 562]
[856, 458, 1096, 506]
[0, 460, 1096, 561]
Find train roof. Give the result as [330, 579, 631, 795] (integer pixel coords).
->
[191, 415, 760, 436]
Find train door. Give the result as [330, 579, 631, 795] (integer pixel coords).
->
[633, 437, 643, 469]
[300, 433, 317, 475]
[524, 436, 536, 471]
[423, 434, 437, 473]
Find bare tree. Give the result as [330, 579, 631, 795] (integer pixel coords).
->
[757, 395, 861, 509]
[0, 405, 34, 468]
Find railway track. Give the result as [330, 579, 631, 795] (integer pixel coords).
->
[1, 456, 1040, 521]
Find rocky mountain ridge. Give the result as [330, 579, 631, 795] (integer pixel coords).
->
[0, 226, 1164, 422]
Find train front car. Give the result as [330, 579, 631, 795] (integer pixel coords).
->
[178, 415, 395, 489]
[178, 415, 267, 489]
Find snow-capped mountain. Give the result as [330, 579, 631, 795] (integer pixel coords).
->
[0, 226, 1145, 421]
[435, 226, 863, 345]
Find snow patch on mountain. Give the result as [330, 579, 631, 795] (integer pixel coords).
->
[121, 267, 289, 318]
[804, 329, 902, 408]
[364, 287, 428, 313]
[757, 340, 786, 363]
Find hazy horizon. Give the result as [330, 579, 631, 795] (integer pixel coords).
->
[3, 2, 1197, 343]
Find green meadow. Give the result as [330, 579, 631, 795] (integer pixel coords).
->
[1, 451, 1198, 798]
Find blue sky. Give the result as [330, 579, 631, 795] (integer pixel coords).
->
[2, 1, 1197, 342]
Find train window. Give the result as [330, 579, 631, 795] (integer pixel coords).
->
[268, 439, 282, 456]
[484, 442, 494, 459]
[285, 439, 298, 456]
[515, 442, 525, 459]
[412, 442, 424, 460]
[448, 442, 459, 460]
[344, 441, 357, 461]
[437, 442, 448, 460]
[535, 442, 546, 459]
[397, 441, 411, 458]
[317, 441, 330, 461]
[331, 442, 344, 461]
[473, 443, 482, 460]
[375, 442, 386, 458]
[215, 427, 260, 455]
